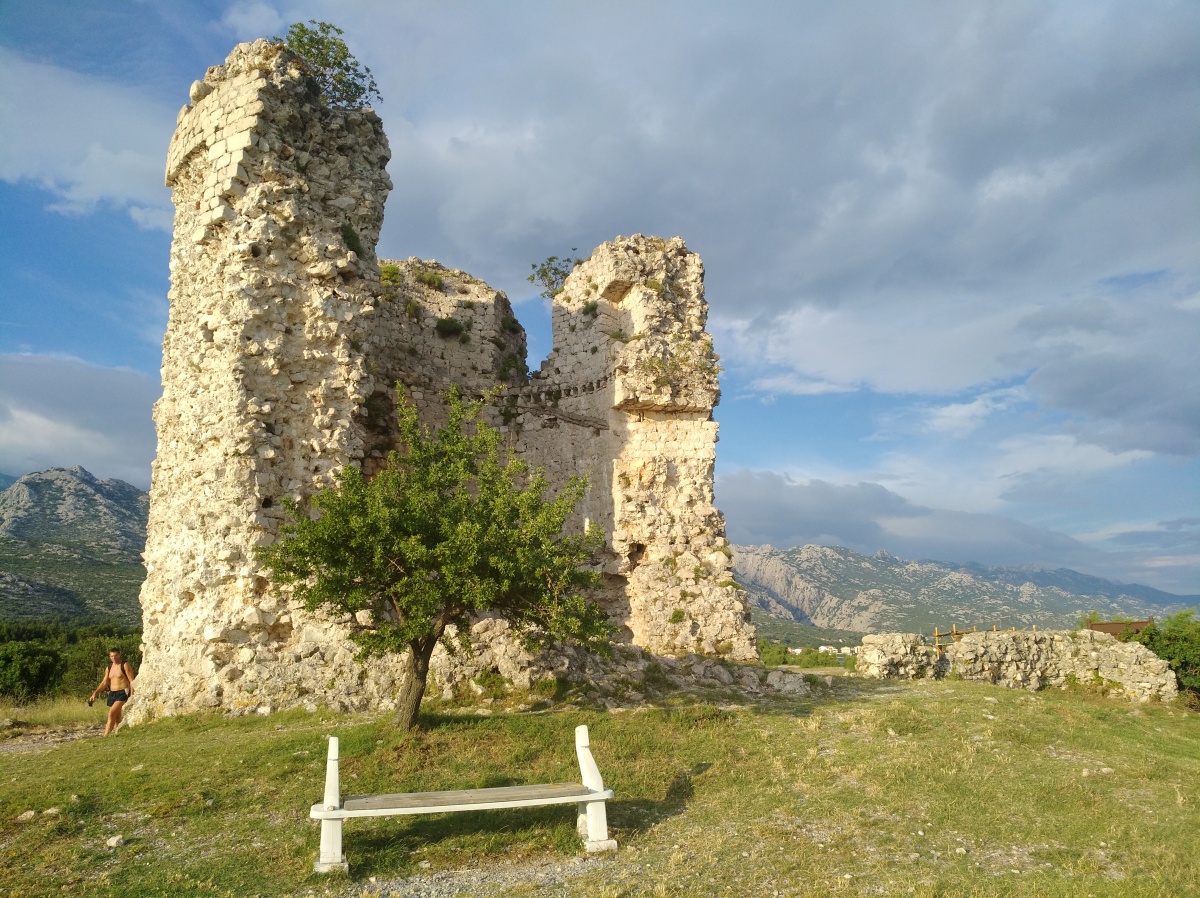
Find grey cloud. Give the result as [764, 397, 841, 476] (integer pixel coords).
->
[359, 1, 1200, 465]
[1019, 291, 1200, 456]
[0, 355, 160, 488]
[1109, 519, 1200, 551]
[1161, 517, 1200, 530]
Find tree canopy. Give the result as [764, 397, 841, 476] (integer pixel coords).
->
[274, 20, 381, 109]
[527, 250, 582, 300]
[256, 388, 610, 728]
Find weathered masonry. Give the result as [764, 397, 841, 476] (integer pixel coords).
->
[858, 630, 1177, 702]
[130, 40, 754, 722]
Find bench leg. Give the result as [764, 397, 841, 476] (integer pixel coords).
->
[314, 818, 348, 873]
[577, 800, 618, 853]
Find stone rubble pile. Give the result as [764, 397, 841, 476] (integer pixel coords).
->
[859, 630, 1178, 702]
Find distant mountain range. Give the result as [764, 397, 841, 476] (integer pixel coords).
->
[733, 544, 1197, 634]
[0, 467, 147, 625]
[2, 467, 1195, 635]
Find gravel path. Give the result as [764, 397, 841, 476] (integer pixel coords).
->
[342, 855, 614, 897]
[0, 723, 101, 753]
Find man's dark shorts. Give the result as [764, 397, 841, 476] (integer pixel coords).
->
[107, 690, 130, 706]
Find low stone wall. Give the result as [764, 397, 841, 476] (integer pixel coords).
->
[859, 630, 1178, 703]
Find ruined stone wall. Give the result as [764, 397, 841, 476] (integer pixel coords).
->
[132, 40, 753, 722]
[132, 40, 402, 720]
[507, 237, 753, 660]
[859, 631, 1178, 702]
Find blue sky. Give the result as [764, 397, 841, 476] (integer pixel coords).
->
[1, 1, 1197, 593]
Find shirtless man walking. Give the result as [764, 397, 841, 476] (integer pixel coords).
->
[89, 649, 135, 736]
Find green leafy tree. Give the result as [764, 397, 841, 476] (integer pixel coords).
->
[1131, 609, 1200, 701]
[274, 20, 381, 109]
[256, 388, 610, 729]
[528, 250, 581, 300]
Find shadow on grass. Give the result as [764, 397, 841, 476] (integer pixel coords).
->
[339, 764, 709, 881]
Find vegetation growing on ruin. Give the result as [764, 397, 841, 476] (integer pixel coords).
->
[528, 251, 581, 300]
[379, 262, 401, 287]
[498, 352, 527, 382]
[256, 388, 610, 729]
[415, 269, 445, 290]
[433, 317, 464, 338]
[637, 334, 720, 388]
[339, 222, 365, 256]
[274, 20, 381, 108]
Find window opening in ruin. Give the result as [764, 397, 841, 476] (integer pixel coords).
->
[628, 543, 646, 567]
[261, 497, 274, 508]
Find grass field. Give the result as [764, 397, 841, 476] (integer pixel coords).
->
[1, 676, 1197, 897]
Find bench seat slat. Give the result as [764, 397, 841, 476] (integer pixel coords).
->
[346, 783, 591, 810]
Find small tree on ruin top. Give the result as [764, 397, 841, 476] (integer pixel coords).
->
[255, 388, 610, 729]
[274, 20, 381, 109]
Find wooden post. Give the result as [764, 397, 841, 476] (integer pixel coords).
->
[314, 736, 348, 873]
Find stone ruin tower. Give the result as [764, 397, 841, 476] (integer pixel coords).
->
[130, 40, 753, 722]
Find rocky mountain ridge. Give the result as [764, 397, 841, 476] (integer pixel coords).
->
[0, 467, 147, 624]
[733, 543, 1195, 634]
[0, 466, 148, 552]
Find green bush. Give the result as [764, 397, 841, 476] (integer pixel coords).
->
[435, 317, 465, 338]
[758, 641, 790, 667]
[0, 642, 64, 702]
[416, 269, 445, 290]
[379, 262, 402, 287]
[1131, 610, 1200, 698]
[340, 223, 365, 256]
[0, 623, 142, 702]
[789, 647, 842, 669]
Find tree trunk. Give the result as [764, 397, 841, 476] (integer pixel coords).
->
[394, 639, 435, 730]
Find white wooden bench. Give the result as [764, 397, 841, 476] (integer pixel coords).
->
[310, 724, 617, 872]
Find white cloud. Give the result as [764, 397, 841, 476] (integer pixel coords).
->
[920, 387, 1025, 437]
[0, 355, 160, 488]
[220, 2, 285, 39]
[0, 47, 174, 228]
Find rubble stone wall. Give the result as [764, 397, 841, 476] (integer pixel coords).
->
[131, 40, 753, 722]
[859, 630, 1178, 703]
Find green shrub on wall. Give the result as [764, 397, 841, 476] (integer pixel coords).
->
[274, 20, 381, 109]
